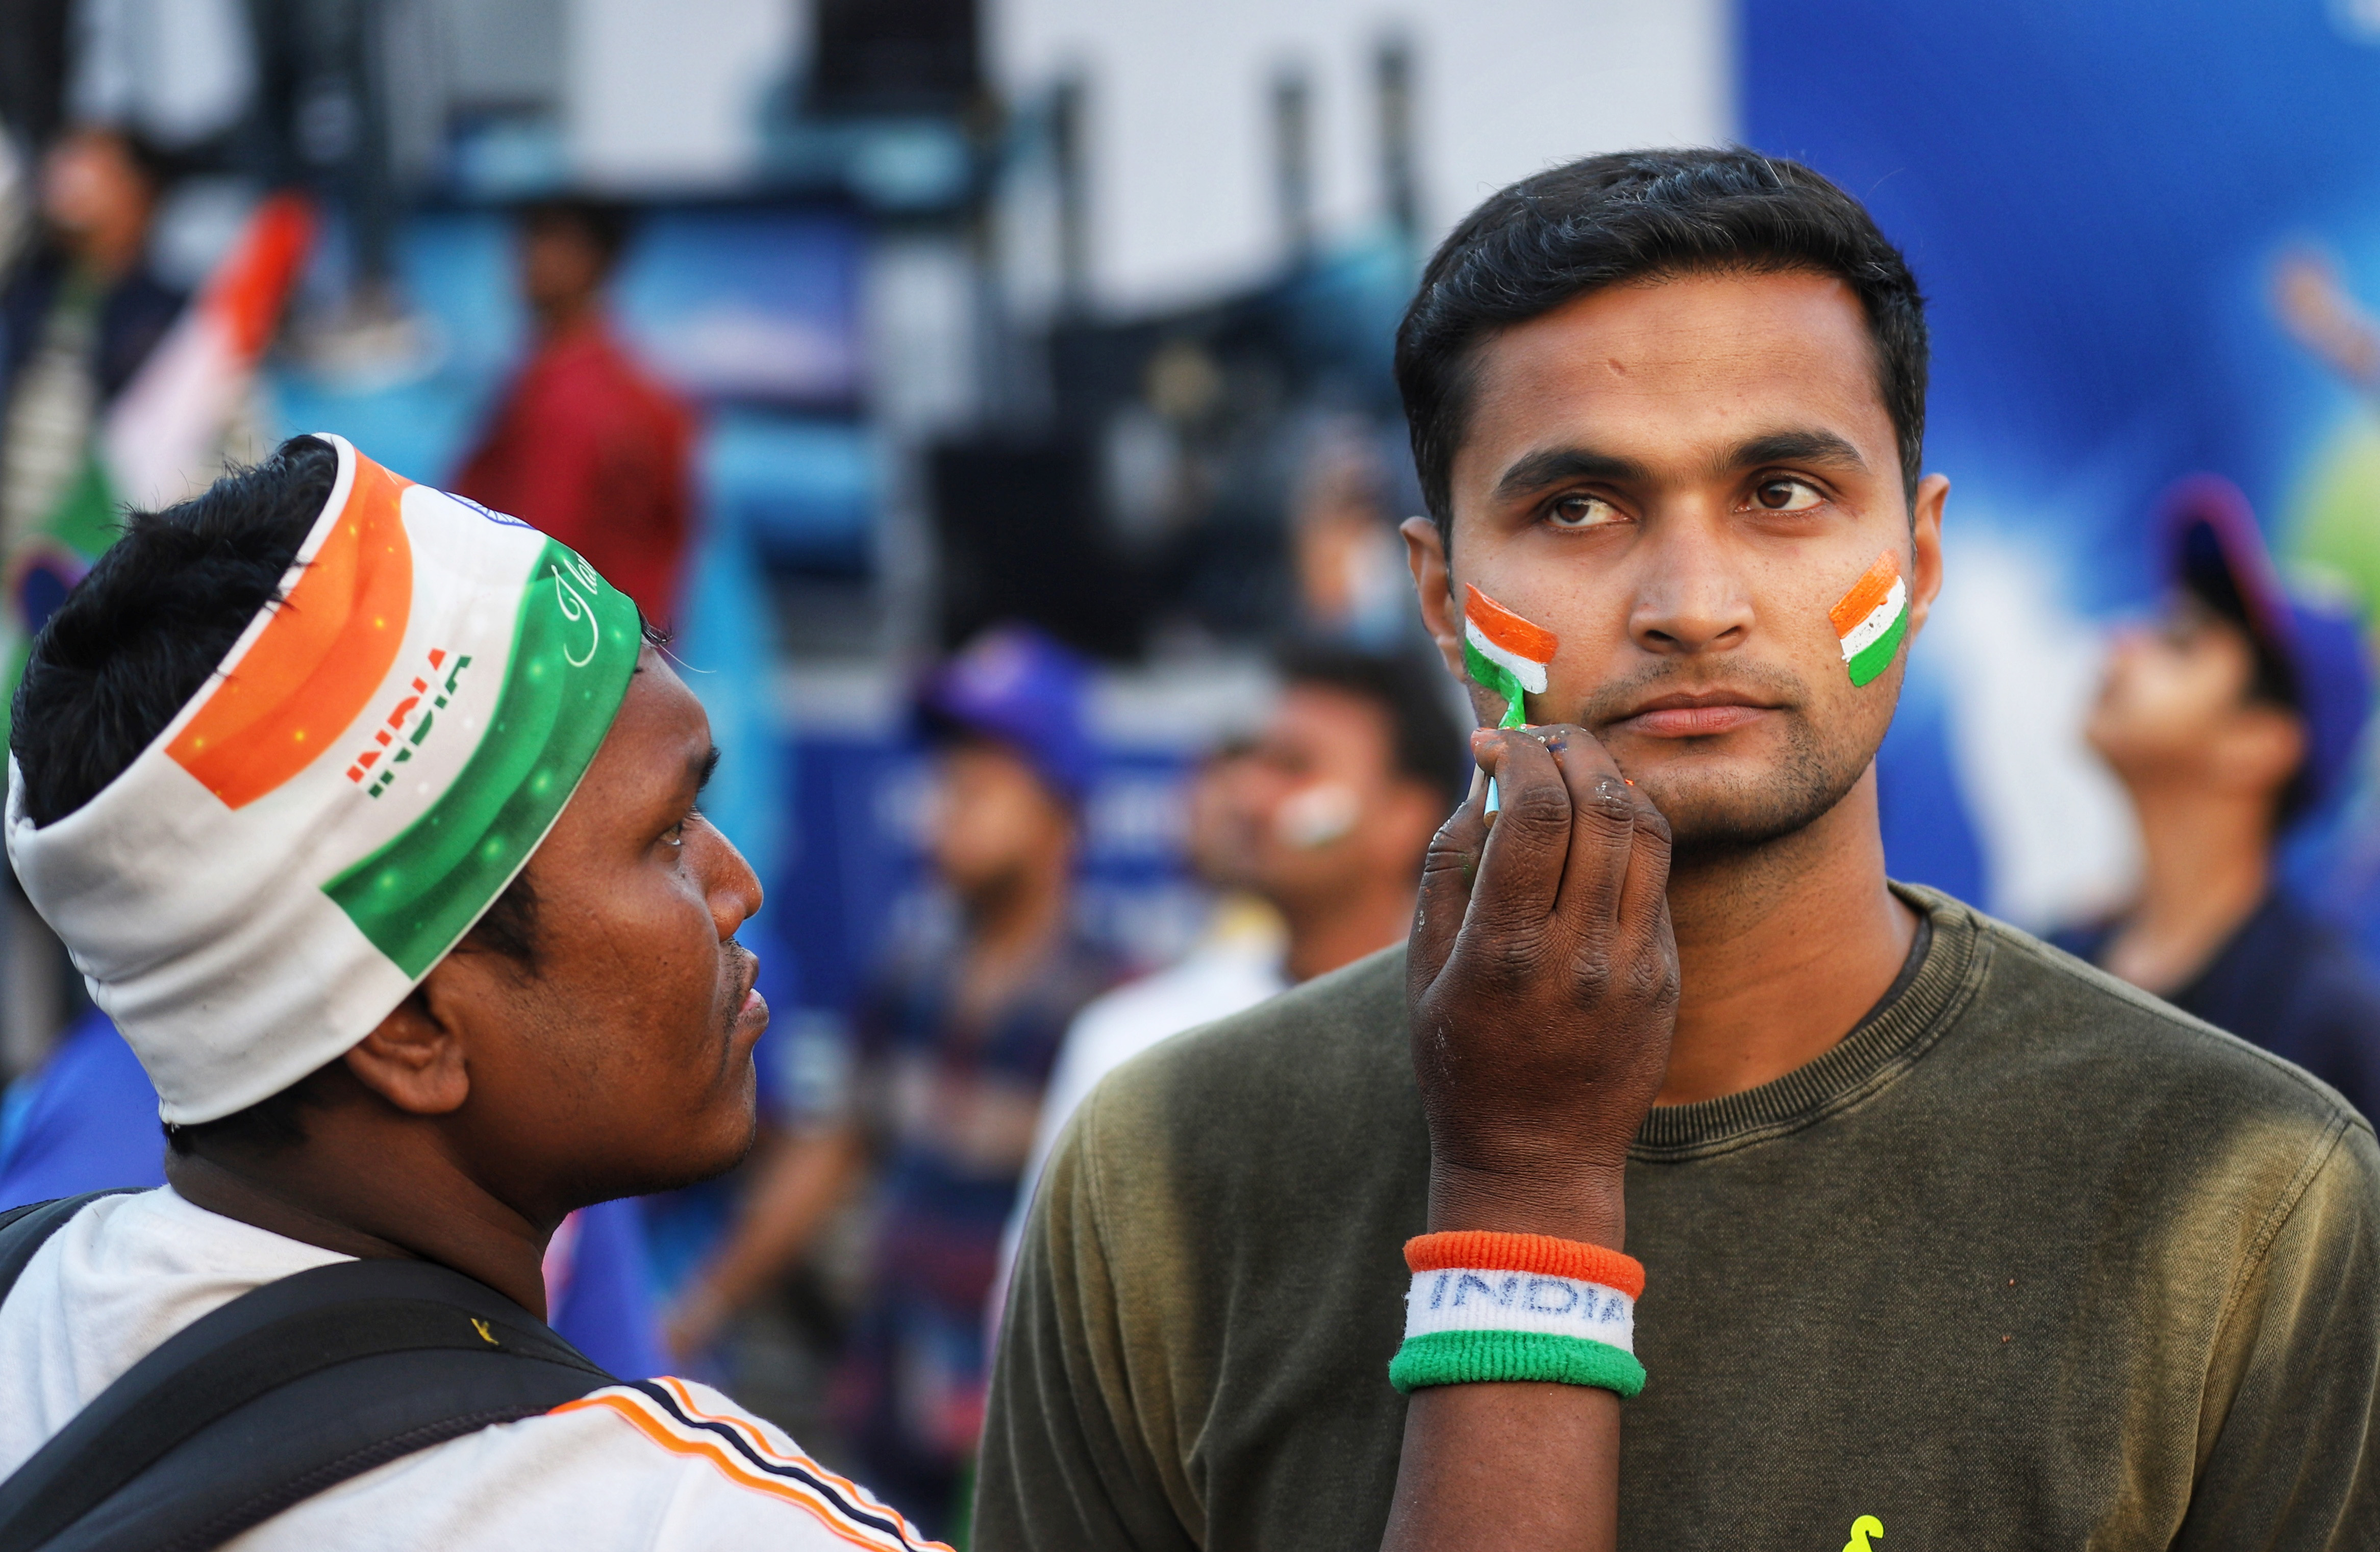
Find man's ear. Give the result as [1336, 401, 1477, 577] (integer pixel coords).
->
[342, 973, 475, 1117]
[1902, 473, 1950, 644]
[1401, 515, 1467, 686]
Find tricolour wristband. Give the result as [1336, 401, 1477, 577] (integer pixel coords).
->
[1387, 1231, 1646, 1398]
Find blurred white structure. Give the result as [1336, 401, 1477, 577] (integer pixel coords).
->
[569, 0, 798, 187]
[995, 0, 1733, 309]
[527, 0, 1731, 302]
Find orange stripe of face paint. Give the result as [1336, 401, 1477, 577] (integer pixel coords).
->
[167, 455, 414, 808]
[1463, 582, 1559, 663]
[1827, 550, 1900, 639]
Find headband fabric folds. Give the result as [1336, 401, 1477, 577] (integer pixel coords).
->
[5, 435, 641, 1124]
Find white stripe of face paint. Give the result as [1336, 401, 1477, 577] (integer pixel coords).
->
[1463, 619, 1550, 694]
[1401, 1269, 1636, 1351]
[1836, 576, 1908, 662]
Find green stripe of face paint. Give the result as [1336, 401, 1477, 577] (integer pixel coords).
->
[324, 542, 641, 977]
[1462, 637, 1531, 729]
[1845, 606, 1909, 688]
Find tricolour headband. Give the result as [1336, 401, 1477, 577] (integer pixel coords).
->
[5, 435, 642, 1124]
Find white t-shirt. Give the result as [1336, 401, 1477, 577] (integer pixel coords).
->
[0, 1188, 945, 1551]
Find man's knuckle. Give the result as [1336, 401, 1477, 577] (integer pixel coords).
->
[1482, 934, 1543, 988]
[1585, 787, 1636, 831]
[1502, 783, 1569, 828]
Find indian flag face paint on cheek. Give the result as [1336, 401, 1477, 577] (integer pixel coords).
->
[1460, 583, 1559, 816]
[1831, 550, 1909, 688]
[1461, 583, 1557, 729]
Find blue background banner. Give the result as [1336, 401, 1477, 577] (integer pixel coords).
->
[1747, 0, 2380, 934]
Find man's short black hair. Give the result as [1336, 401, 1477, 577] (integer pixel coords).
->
[1395, 147, 1930, 540]
[11, 434, 541, 1152]
[13, 435, 336, 824]
[1275, 642, 1469, 812]
[519, 196, 634, 277]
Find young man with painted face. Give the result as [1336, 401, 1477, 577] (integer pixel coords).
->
[0, 437, 1656, 1547]
[979, 150, 2380, 1550]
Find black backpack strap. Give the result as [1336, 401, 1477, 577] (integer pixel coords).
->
[0, 1255, 618, 1552]
[0, 1193, 142, 1303]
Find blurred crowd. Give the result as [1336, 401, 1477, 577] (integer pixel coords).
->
[0, 63, 1458, 1530]
[11, 3, 2380, 1546]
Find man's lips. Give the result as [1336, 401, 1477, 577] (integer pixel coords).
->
[1608, 692, 1780, 739]
[728, 953, 768, 1048]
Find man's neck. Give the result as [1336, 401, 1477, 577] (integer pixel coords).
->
[1654, 770, 1917, 1106]
[67, 221, 145, 285]
[1279, 874, 1417, 983]
[163, 1127, 554, 1317]
[533, 297, 602, 345]
[2098, 780, 2270, 996]
[956, 856, 1075, 1021]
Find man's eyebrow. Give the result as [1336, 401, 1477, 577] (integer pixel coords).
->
[1490, 445, 1651, 501]
[1722, 429, 1868, 475]
[695, 746, 721, 795]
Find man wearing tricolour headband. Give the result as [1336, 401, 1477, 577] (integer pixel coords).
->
[981, 149, 2380, 1548]
[0, 434, 947, 1548]
[0, 435, 1649, 1550]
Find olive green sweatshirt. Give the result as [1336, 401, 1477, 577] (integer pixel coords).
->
[978, 886, 2380, 1550]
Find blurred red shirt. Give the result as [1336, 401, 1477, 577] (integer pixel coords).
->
[453, 320, 695, 623]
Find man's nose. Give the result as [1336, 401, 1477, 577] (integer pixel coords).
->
[1627, 519, 1755, 655]
[706, 827, 765, 935]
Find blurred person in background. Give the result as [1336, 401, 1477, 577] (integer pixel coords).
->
[667, 624, 1119, 1536]
[0, 123, 181, 1086]
[453, 198, 694, 625]
[1291, 421, 1414, 646]
[2055, 476, 2380, 1117]
[991, 643, 1465, 1324]
[1, 124, 179, 599]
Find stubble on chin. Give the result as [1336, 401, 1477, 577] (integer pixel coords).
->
[1574, 663, 1875, 865]
[1638, 712, 1866, 864]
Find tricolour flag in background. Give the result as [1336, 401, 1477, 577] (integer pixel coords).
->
[1462, 582, 1557, 730]
[1831, 550, 1908, 688]
[1, 192, 314, 747]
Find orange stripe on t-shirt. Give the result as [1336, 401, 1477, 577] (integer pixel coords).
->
[1463, 583, 1558, 664]
[550, 1392, 936, 1551]
[650, 1377, 936, 1543]
[167, 454, 413, 808]
[1827, 551, 1900, 639]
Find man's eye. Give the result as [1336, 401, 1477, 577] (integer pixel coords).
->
[1546, 493, 1623, 529]
[1751, 478, 1823, 512]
